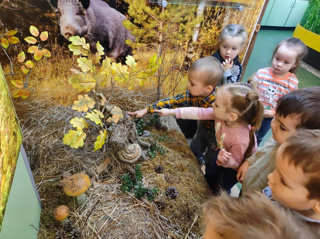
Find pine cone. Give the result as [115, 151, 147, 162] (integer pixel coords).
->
[165, 186, 179, 199]
[154, 165, 164, 173]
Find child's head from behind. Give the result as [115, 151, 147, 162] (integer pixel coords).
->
[268, 130, 320, 219]
[218, 24, 247, 61]
[271, 37, 308, 76]
[214, 83, 264, 158]
[271, 87, 320, 144]
[203, 191, 317, 239]
[188, 56, 223, 97]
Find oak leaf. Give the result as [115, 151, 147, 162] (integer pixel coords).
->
[125, 55, 137, 68]
[94, 130, 107, 151]
[77, 57, 95, 73]
[110, 62, 128, 82]
[70, 117, 89, 130]
[72, 94, 95, 112]
[63, 129, 86, 149]
[85, 109, 104, 126]
[68, 72, 96, 92]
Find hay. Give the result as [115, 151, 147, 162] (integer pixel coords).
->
[13, 89, 212, 239]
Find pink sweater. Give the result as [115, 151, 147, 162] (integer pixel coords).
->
[175, 107, 256, 169]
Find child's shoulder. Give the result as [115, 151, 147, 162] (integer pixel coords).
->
[256, 67, 272, 74]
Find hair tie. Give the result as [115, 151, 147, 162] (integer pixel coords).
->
[250, 126, 254, 130]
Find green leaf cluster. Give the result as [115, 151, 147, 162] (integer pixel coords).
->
[301, 0, 320, 34]
[120, 164, 159, 201]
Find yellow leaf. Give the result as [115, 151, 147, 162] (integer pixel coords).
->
[1, 38, 9, 49]
[68, 72, 96, 92]
[110, 62, 129, 82]
[25, 60, 34, 68]
[5, 30, 17, 37]
[72, 94, 95, 112]
[68, 44, 89, 56]
[96, 41, 104, 56]
[70, 117, 89, 130]
[12, 89, 30, 99]
[40, 31, 48, 41]
[70, 68, 80, 74]
[125, 55, 137, 68]
[24, 36, 37, 44]
[21, 65, 30, 74]
[110, 106, 124, 118]
[85, 110, 104, 126]
[41, 49, 51, 58]
[17, 51, 26, 62]
[95, 73, 108, 87]
[34, 49, 43, 61]
[27, 46, 38, 54]
[68, 36, 90, 50]
[29, 25, 39, 37]
[77, 57, 95, 73]
[11, 80, 24, 88]
[100, 58, 111, 75]
[63, 129, 86, 149]
[96, 156, 110, 173]
[94, 130, 107, 151]
[8, 36, 19, 44]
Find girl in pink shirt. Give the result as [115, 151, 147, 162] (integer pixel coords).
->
[155, 83, 264, 194]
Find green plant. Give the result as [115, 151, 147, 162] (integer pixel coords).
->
[148, 141, 167, 159]
[121, 164, 159, 201]
[1, 25, 51, 99]
[63, 36, 161, 150]
[300, 0, 320, 34]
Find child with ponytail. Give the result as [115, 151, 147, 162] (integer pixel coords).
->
[155, 83, 264, 194]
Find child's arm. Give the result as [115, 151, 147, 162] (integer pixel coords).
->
[216, 145, 244, 169]
[237, 160, 250, 183]
[154, 107, 215, 120]
[128, 108, 148, 118]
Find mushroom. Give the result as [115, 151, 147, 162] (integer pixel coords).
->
[54, 205, 70, 224]
[117, 143, 142, 164]
[61, 173, 90, 205]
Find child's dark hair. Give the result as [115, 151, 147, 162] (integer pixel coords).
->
[271, 37, 308, 73]
[220, 83, 264, 159]
[282, 129, 320, 200]
[219, 24, 247, 46]
[276, 87, 320, 129]
[189, 56, 223, 87]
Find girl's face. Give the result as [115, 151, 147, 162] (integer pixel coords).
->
[271, 45, 298, 77]
[219, 36, 243, 61]
[212, 88, 233, 121]
[270, 113, 300, 144]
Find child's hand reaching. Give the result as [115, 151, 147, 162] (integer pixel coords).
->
[263, 109, 274, 118]
[153, 109, 175, 116]
[236, 160, 250, 183]
[221, 58, 233, 71]
[128, 109, 148, 118]
[216, 148, 232, 167]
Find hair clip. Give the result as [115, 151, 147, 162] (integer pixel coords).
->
[251, 126, 254, 130]
[244, 93, 247, 99]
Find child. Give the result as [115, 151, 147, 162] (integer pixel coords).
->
[212, 24, 247, 84]
[155, 83, 264, 194]
[129, 56, 223, 166]
[251, 37, 308, 145]
[202, 191, 319, 239]
[238, 87, 320, 194]
[267, 129, 320, 228]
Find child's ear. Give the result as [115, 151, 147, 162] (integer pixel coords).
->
[312, 201, 320, 215]
[206, 85, 213, 93]
[229, 112, 238, 122]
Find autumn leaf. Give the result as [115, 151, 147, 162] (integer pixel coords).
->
[77, 57, 95, 73]
[96, 157, 110, 173]
[110, 106, 124, 118]
[72, 94, 95, 112]
[100, 58, 111, 75]
[110, 62, 129, 82]
[68, 36, 90, 50]
[27, 46, 38, 54]
[29, 25, 39, 37]
[1, 38, 9, 49]
[8, 36, 19, 44]
[125, 55, 137, 69]
[95, 73, 108, 87]
[40, 31, 48, 41]
[42, 49, 51, 58]
[94, 130, 107, 151]
[70, 117, 89, 130]
[106, 114, 121, 124]
[63, 129, 86, 149]
[70, 68, 80, 74]
[12, 89, 31, 99]
[11, 80, 24, 88]
[68, 72, 96, 92]
[85, 109, 104, 126]
[34, 49, 43, 61]
[24, 36, 37, 44]
[25, 60, 34, 68]
[21, 65, 30, 74]
[5, 30, 17, 37]
[68, 44, 89, 56]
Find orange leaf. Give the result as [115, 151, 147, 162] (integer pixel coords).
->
[27, 46, 38, 54]
[34, 50, 43, 61]
[25, 60, 34, 68]
[40, 31, 48, 41]
[11, 80, 24, 88]
[21, 65, 30, 74]
[29, 25, 39, 37]
[24, 36, 37, 44]
[1, 38, 9, 49]
[17, 51, 26, 63]
[5, 30, 17, 37]
[41, 49, 51, 58]
[8, 36, 19, 44]
[12, 89, 31, 99]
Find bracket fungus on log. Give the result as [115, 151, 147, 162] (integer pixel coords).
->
[117, 143, 142, 164]
[61, 173, 90, 205]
